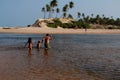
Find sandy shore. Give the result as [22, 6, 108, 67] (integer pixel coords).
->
[0, 27, 120, 34]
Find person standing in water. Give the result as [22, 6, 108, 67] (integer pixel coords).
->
[42, 34, 52, 49]
[25, 37, 33, 50]
[36, 40, 42, 50]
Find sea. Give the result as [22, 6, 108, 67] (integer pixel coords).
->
[0, 33, 120, 80]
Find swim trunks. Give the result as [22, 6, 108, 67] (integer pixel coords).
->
[44, 43, 50, 49]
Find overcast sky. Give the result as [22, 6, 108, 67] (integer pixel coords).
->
[0, 0, 120, 27]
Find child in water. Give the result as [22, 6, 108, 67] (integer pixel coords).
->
[36, 40, 42, 49]
[25, 37, 32, 50]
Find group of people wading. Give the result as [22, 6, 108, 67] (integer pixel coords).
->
[25, 34, 52, 51]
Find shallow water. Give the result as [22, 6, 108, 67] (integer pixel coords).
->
[0, 34, 120, 80]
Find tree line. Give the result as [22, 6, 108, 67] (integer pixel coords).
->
[41, 0, 120, 29]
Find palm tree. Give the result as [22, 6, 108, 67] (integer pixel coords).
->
[68, 1, 74, 18]
[91, 14, 94, 18]
[115, 18, 120, 26]
[65, 4, 69, 11]
[52, 9, 55, 18]
[69, 1, 74, 9]
[68, 14, 73, 19]
[77, 12, 81, 19]
[50, 0, 58, 18]
[102, 14, 105, 18]
[46, 4, 51, 18]
[56, 8, 60, 18]
[62, 5, 68, 18]
[42, 7, 46, 19]
[63, 12, 67, 18]
[50, 0, 57, 7]
[85, 16, 90, 23]
[96, 14, 100, 24]
[82, 13, 85, 19]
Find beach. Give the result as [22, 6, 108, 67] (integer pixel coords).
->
[0, 27, 120, 34]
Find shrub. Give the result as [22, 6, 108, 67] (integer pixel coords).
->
[81, 22, 90, 29]
[47, 23, 57, 28]
[53, 19, 63, 27]
[62, 23, 74, 28]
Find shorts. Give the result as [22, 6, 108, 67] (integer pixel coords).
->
[44, 43, 50, 49]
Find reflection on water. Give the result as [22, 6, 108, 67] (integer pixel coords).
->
[0, 34, 120, 80]
[44, 49, 49, 56]
[28, 49, 32, 56]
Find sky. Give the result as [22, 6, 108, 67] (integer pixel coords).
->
[0, 0, 120, 27]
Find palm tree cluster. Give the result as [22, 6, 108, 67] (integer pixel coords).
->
[77, 13, 120, 29]
[41, 0, 74, 19]
[41, 0, 120, 29]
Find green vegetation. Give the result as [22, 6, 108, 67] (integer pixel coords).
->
[47, 19, 62, 28]
[47, 23, 57, 28]
[46, 18, 90, 29]
[41, 0, 120, 29]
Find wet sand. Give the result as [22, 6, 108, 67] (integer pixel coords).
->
[0, 47, 106, 80]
